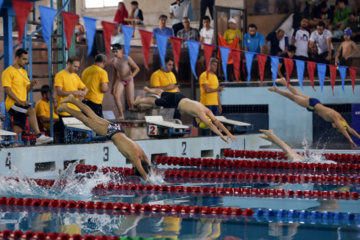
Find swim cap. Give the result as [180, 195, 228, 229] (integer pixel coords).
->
[344, 29, 352, 37]
[199, 116, 212, 129]
[337, 120, 348, 132]
[134, 160, 151, 177]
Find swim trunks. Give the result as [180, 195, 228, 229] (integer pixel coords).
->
[307, 98, 321, 112]
[154, 92, 186, 109]
[106, 123, 125, 139]
[121, 78, 134, 87]
[337, 120, 348, 132]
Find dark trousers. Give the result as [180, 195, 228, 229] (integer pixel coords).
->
[172, 22, 184, 37]
[82, 100, 103, 118]
[201, 105, 219, 136]
[199, 0, 215, 29]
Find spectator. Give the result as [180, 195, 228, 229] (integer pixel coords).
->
[170, 0, 190, 36]
[111, 25, 124, 45]
[199, 58, 224, 136]
[177, 17, 199, 48]
[114, 2, 128, 25]
[277, 45, 297, 79]
[199, 15, 214, 45]
[125, 1, 144, 29]
[75, 20, 86, 43]
[150, 56, 179, 93]
[346, 12, 360, 41]
[199, 0, 215, 30]
[266, 29, 289, 56]
[224, 18, 242, 45]
[55, 56, 88, 142]
[310, 2, 333, 27]
[309, 21, 334, 63]
[81, 54, 109, 118]
[152, 15, 174, 48]
[335, 29, 359, 66]
[35, 85, 60, 132]
[292, 17, 311, 60]
[330, 0, 352, 32]
[1, 48, 53, 145]
[243, 24, 266, 54]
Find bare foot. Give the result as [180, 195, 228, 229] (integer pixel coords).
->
[134, 96, 141, 106]
[276, 78, 287, 86]
[144, 86, 150, 92]
[116, 116, 125, 120]
[60, 94, 76, 104]
[268, 87, 276, 92]
[57, 104, 69, 113]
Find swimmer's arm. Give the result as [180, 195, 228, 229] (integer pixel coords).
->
[111, 67, 118, 92]
[199, 114, 228, 143]
[213, 119, 237, 142]
[347, 126, 360, 140]
[277, 62, 284, 79]
[335, 43, 343, 63]
[127, 56, 140, 79]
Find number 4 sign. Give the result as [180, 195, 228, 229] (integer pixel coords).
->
[148, 125, 159, 135]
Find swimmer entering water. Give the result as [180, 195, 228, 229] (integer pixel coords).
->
[58, 95, 151, 182]
[134, 87, 237, 143]
[269, 78, 360, 148]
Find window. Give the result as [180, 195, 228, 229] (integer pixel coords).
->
[85, 0, 120, 9]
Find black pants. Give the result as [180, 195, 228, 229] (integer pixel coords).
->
[199, 0, 215, 30]
[172, 22, 184, 37]
[82, 100, 103, 118]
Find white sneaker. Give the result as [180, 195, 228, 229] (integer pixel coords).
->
[36, 135, 53, 145]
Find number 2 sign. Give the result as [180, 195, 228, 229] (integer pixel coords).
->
[148, 125, 158, 135]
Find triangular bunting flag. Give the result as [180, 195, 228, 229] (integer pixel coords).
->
[338, 66, 347, 94]
[155, 34, 169, 71]
[139, 29, 152, 70]
[270, 56, 279, 87]
[349, 67, 357, 93]
[38, 6, 57, 48]
[245, 52, 255, 84]
[203, 43, 215, 76]
[186, 40, 200, 79]
[83, 16, 97, 56]
[12, 0, 33, 44]
[171, 37, 183, 71]
[329, 65, 337, 95]
[219, 47, 231, 82]
[122, 25, 134, 60]
[307, 61, 316, 91]
[232, 49, 241, 82]
[317, 63, 326, 92]
[294, 60, 305, 89]
[61, 11, 79, 50]
[283, 58, 294, 88]
[257, 54, 267, 86]
[101, 21, 117, 57]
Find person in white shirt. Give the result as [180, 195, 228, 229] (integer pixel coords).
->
[199, 15, 214, 45]
[291, 17, 311, 61]
[170, 0, 191, 36]
[309, 21, 334, 63]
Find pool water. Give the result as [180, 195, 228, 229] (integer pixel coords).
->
[0, 159, 360, 239]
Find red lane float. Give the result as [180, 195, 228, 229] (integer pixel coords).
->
[154, 156, 360, 174]
[92, 184, 360, 200]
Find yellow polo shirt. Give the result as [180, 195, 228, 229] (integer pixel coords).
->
[2, 66, 30, 111]
[224, 29, 242, 44]
[54, 69, 85, 116]
[35, 99, 59, 130]
[199, 71, 219, 106]
[150, 69, 178, 93]
[81, 65, 109, 104]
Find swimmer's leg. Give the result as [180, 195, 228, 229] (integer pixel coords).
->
[276, 78, 309, 98]
[268, 87, 310, 108]
[144, 86, 164, 96]
[58, 104, 108, 136]
[60, 95, 109, 124]
[259, 129, 304, 161]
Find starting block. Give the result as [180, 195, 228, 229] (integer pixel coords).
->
[145, 116, 191, 138]
[0, 129, 22, 146]
[216, 116, 253, 133]
[62, 117, 94, 143]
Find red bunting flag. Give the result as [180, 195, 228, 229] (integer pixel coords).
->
[171, 37, 183, 72]
[101, 21, 117, 57]
[61, 11, 79, 50]
[349, 67, 357, 94]
[139, 29, 152, 70]
[12, 0, 34, 44]
[232, 49, 241, 82]
[307, 61, 316, 91]
[257, 54, 267, 86]
[217, 34, 239, 64]
[283, 58, 294, 88]
[329, 65, 337, 95]
[203, 43, 215, 75]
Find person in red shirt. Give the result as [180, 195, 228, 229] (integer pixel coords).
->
[114, 2, 128, 25]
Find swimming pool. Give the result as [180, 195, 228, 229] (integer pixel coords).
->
[0, 149, 360, 240]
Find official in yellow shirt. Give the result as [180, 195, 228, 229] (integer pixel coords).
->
[150, 56, 179, 93]
[199, 58, 224, 136]
[35, 85, 60, 131]
[224, 18, 242, 44]
[81, 54, 109, 117]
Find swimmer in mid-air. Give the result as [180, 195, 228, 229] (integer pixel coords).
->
[134, 87, 237, 143]
[269, 78, 360, 148]
[58, 95, 151, 181]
